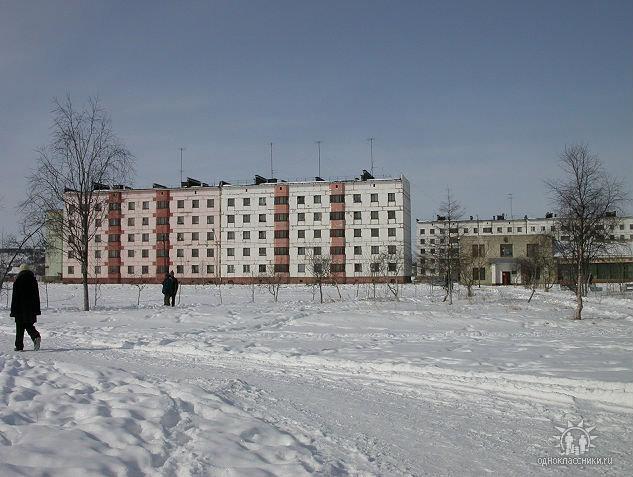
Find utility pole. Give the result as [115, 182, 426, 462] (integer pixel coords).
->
[315, 140, 322, 177]
[179, 147, 186, 185]
[269, 142, 274, 178]
[368, 137, 375, 175]
[507, 193, 514, 220]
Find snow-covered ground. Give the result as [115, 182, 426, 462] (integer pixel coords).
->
[1, 283, 632, 476]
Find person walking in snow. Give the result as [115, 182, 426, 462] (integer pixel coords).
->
[161, 272, 173, 306]
[168, 270, 178, 307]
[10, 264, 42, 352]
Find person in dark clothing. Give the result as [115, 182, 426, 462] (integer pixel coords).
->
[10, 264, 42, 352]
[169, 270, 178, 307]
[161, 272, 173, 306]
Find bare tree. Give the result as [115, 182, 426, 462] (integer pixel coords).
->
[306, 252, 331, 303]
[518, 235, 556, 302]
[265, 263, 283, 303]
[546, 144, 627, 319]
[380, 247, 405, 300]
[24, 96, 134, 311]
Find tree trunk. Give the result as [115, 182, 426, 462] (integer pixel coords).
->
[574, 261, 583, 320]
[81, 256, 90, 311]
[528, 287, 535, 303]
[319, 282, 323, 303]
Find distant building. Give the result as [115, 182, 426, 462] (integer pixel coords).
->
[416, 214, 633, 284]
[44, 210, 64, 281]
[60, 172, 412, 284]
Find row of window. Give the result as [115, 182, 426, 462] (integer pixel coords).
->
[225, 193, 397, 208]
[419, 225, 556, 235]
[67, 261, 399, 276]
[223, 245, 399, 257]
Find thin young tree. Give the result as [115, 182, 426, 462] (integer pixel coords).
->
[546, 144, 627, 319]
[518, 235, 556, 303]
[434, 188, 464, 305]
[24, 96, 134, 311]
[306, 252, 332, 304]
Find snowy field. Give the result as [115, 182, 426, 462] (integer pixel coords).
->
[1, 283, 632, 476]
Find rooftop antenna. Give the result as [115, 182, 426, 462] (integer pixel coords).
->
[269, 142, 274, 177]
[315, 140, 322, 177]
[179, 147, 186, 185]
[368, 137, 375, 175]
[507, 193, 514, 219]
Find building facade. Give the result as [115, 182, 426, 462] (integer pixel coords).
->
[416, 214, 633, 285]
[62, 173, 412, 284]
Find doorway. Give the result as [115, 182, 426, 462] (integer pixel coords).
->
[502, 271, 511, 285]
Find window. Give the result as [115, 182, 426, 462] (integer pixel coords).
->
[330, 212, 345, 221]
[497, 227, 502, 233]
[274, 247, 289, 255]
[127, 218, 135, 226]
[177, 200, 184, 208]
[243, 264, 250, 273]
[370, 263, 381, 273]
[274, 196, 289, 205]
[388, 245, 396, 255]
[94, 250, 101, 258]
[314, 229, 322, 238]
[371, 193, 378, 203]
[259, 230, 266, 239]
[297, 247, 305, 255]
[142, 249, 149, 258]
[108, 249, 120, 258]
[227, 248, 234, 257]
[314, 212, 322, 222]
[192, 249, 199, 258]
[157, 217, 169, 225]
[353, 211, 362, 221]
[500, 244, 513, 257]
[371, 228, 379, 237]
[330, 246, 345, 255]
[472, 244, 485, 257]
[243, 214, 250, 223]
[67, 266, 74, 274]
[298, 229, 305, 239]
[157, 201, 169, 209]
[192, 216, 199, 225]
[68, 250, 75, 259]
[463, 228, 469, 234]
[157, 249, 168, 258]
[207, 248, 214, 257]
[330, 229, 345, 237]
[429, 228, 435, 235]
[243, 231, 250, 240]
[313, 195, 321, 204]
[354, 229, 361, 238]
[142, 201, 149, 210]
[371, 211, 379, 220]
[142, 217, 149, 226]
[226, 231, 235, 240]
[353, 194, 361, 203]
[94, 203, 102, 212]
[297, 196, 305, 205]
[207, 199, 214, 208]
[227, 198, 235, 207]
[388, 228, 396, 237]
[142, 266, 149, 275]
[207, 216, 214, 224]
[388, 193, 395, 202]
[259, 264, 267, 273]
[354, 246, 362, 255]
[207, 231, 215, 240]
[298, 264, 306, 273]
[192, 199, 199, 208]
[420, 229, 425, 235]
[274, 264, 289, 273]
[127, 266, 134, 275]
[259, 197, 266, 206]
[473, 267, 486, 280]
[313, 247, 322, 255]
[95, 219, 102, 227]
[176, 249, 184, 258]
[191, 265, 199, 274]
[298, 212, 305, 222]
[274, 213, 288, 222]
[507, 227, 513, 233]
[330, 194, 344, 203]
[128, 234, 135, 242]
[388, 263, 397, 272]
[331, 264, 345, 273]
[207, 265, 215, 274]
[242, 197, 250, 206]
[473, 228, 478, 234]
[243, 248, 250, 257]
[227, 215, 235, 223]
[483, 227, 492, 233]
[259, 214, 266, 223]
[109, 202, 121, 211]
[108, 234, 121, 242]
[526, 244, 539, 258]
[259, 247, 266, 256]
[388, 210, 396, 220]
[177, 265, 184, 274]
[420, 239, 425, 244]
[354, 263, 362, 273]
[371, 246, 379, 254]
[109, 218, 121, 227]
[274, 230, 289, 239]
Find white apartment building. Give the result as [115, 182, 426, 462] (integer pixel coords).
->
[62, 173, 412, 284]
[415, 213, 633, 284]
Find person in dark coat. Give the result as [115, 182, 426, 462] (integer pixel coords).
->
[161, 272, 173, 306]
[10, 264, 42, 351]
[169, 270, 178, 307]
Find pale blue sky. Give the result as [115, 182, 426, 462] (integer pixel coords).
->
[1, 0, 631, 234]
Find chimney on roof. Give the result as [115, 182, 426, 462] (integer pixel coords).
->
[361, 169, 374, 181]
